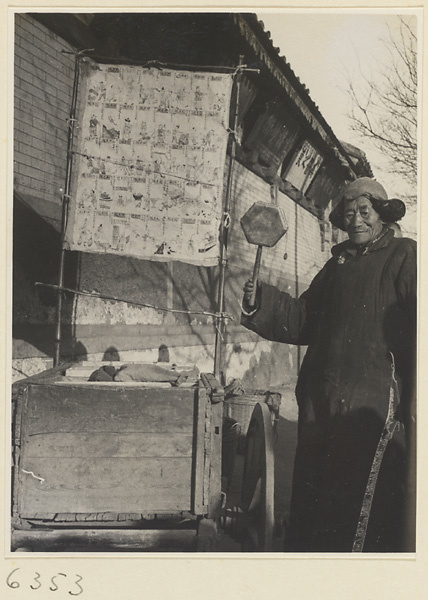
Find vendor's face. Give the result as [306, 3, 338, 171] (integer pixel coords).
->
[343, 196, 383, 245]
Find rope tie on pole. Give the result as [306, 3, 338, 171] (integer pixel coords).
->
[66, 117, 78, 129]
[223, 212, 232, 229]
[215, 319, 225, 340]
[226, 127, 239, 143]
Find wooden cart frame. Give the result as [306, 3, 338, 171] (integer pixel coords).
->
[11, 366, 224, 552]
[12, 364, 276, 552]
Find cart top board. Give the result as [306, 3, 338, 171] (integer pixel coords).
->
[12, 363, 224, 532]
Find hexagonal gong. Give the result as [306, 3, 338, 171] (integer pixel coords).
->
[240, 202, 288, 248]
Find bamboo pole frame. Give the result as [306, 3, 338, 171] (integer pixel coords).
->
[53, 54, 255, 373]
[213, 56, 245, 382]
[54, 51, 88, 366]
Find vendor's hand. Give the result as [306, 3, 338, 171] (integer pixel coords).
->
[243, 278, 256, 309]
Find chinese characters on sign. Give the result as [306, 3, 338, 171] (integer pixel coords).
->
[64, 61, 233, 266]
[285, 140, 323, 194]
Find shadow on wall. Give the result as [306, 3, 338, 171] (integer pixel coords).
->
[13, 194, 301, 388]
[238, 342, 299, 391]
[102, 346, 121, 361]
[72, 253, 221, 362]
[12, 197, 85, 362]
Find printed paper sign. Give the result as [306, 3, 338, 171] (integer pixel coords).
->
[64, 61, 233, 265]
[285, 140, 323, 194]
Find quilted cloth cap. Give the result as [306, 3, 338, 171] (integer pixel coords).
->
[329, 177, 406, 231]
[341, 177, 388, 202]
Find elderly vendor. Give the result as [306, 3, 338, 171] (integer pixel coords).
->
[241, 177, 416, 552]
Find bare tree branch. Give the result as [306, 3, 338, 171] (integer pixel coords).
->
[344, 16, 417, 186]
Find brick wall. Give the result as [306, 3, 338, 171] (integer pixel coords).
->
[221, 162, 338, 389]
[13, 15, 78, 379]
[228, 161, 329, 293]
[14, 13, 75, 206]
[13, 14, 342, 388]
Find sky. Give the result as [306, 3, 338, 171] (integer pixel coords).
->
[257, 10, 418, 233]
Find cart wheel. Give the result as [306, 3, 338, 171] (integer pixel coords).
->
[241, 401, 275, 551]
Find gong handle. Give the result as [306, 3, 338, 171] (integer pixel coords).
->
[250, 245, 263, 306]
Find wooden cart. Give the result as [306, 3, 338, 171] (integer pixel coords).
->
[11, 364, 276, 552]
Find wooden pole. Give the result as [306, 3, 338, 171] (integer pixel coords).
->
[53, 53, 84, 366]
[213, 56, 244, 383]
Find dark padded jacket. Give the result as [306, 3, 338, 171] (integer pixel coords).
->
[241, 229, 416, 552]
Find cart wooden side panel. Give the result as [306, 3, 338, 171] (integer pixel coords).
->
[13, 382, 211, 519]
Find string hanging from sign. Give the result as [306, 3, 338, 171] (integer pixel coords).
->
[71, 150, 217, 188]
[61, 48, 260, 75]
[73, 51, 260, 75]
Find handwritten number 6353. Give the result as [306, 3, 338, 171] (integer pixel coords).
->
[6, 568, 83, 595]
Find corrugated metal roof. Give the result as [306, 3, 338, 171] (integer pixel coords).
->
[239, 14, 363, 179]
